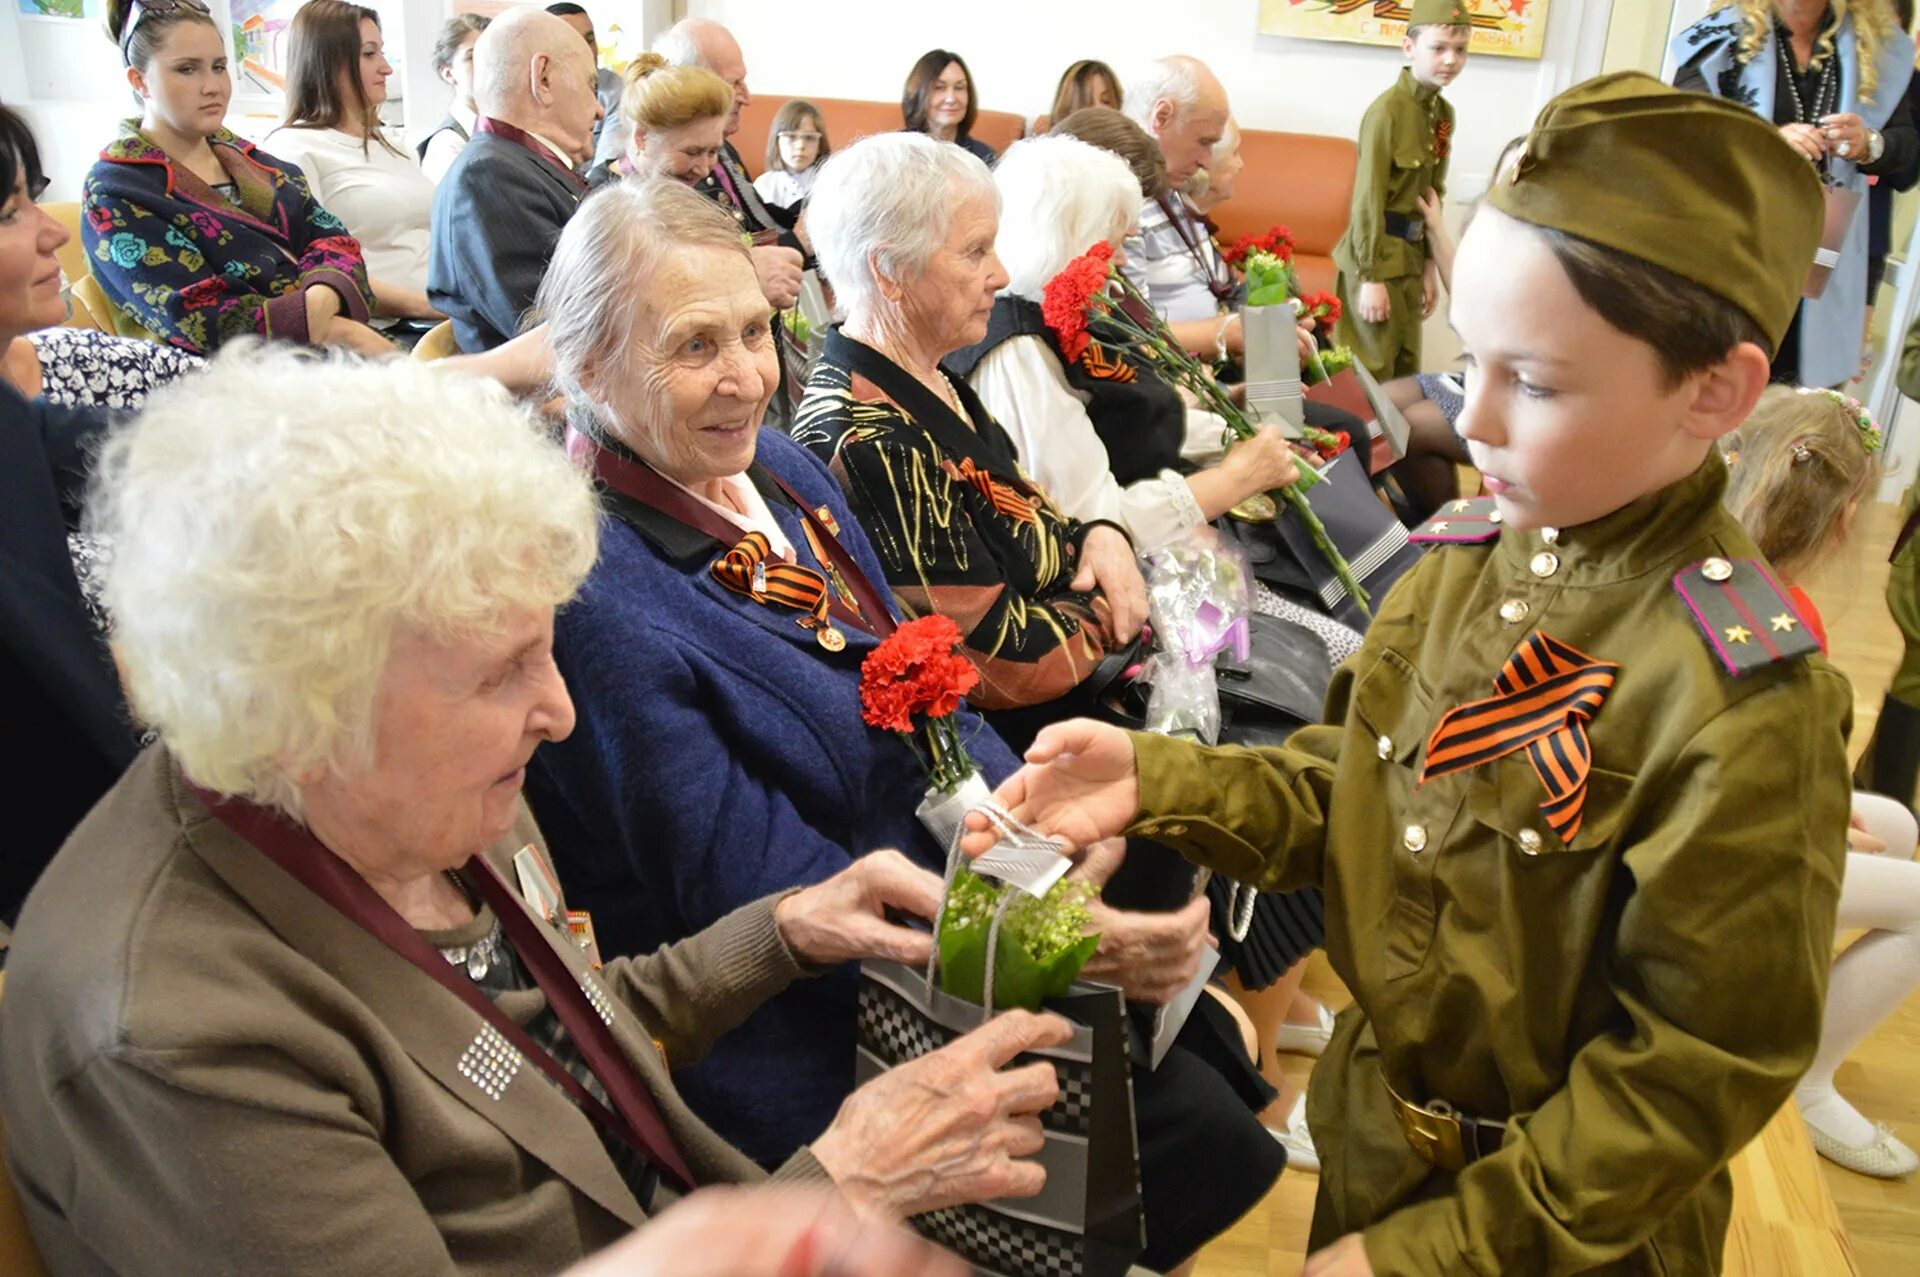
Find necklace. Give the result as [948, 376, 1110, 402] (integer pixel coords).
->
[1777, 24, 1839, 126]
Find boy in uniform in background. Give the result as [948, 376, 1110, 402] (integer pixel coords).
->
[1333, 0, 1471, 381]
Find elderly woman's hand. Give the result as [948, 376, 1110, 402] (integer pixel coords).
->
[1069, 840, 1216, 1005]
[752, 244, 806, 311]
[774, 850, 944, 968]
[323, 317, 403, 360]
[561, 1186, 968, 1276]
[1222, 425, 1301, 506]
[1071, 524, 1147, 645]
[810, 1008, 1072, 1219]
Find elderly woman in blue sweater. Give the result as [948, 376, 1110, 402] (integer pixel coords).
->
[522, 178, 1283, 1273]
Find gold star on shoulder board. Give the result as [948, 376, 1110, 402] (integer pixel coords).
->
[1725, 625, 1754, 645]
[1770, 613, 1798, 633]
[1430, 521, 1450, 532]
[1452, 500, 1473, 513]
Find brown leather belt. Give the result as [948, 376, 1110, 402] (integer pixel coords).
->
[1383, 1075, 1507, 1172]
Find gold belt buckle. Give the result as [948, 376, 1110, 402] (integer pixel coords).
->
[1392, 1092, 1468, 1172]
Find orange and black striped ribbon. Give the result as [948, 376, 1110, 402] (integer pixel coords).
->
[950, 458, 1039, 525]
[1420, 633, 1619, 842]
[710, 532, 834, 634]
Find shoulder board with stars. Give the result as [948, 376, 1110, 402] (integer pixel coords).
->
[1672, 557, 1821, 676]
[1410, 496, 1503, 545]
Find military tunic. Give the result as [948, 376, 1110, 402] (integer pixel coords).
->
[1333, 69, 1454, 382]
[1125, 457, 1852, 1274]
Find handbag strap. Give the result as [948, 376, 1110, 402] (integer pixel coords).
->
[190, 787, 695, 1191]
[1155, 195, 1237, 303]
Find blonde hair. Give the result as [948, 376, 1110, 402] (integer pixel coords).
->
[620, 50, 731, 136]
[1722, 384, 1880, 578]
[1717, 0, 1898, 101]
[89, 345, 600, 816]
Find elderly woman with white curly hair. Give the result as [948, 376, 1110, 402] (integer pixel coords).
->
[0, 346, 1075, 1277]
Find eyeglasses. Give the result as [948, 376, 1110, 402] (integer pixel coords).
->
[778, 131, 823, 143]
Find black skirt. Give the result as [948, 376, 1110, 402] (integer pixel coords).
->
[1206, 879, 1326, 991]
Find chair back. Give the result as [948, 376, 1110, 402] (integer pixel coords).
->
[411, 320, 460, 361]
[1211, 129, 1359, 298]
[70, 274, 164, 344]
[0, 974, 54, 1277]
[732, 95, 1025, 178]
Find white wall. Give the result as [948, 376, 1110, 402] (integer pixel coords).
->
[688, 0, 1615, 201]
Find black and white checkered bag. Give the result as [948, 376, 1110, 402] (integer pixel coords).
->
[856, 959, 1143, 1276]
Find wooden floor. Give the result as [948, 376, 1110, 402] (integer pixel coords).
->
[1194, 501, 1920, 1277]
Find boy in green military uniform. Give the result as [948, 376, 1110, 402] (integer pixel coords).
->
[970, 75, 1851, 1276]
[1332, 0, 1471, 382]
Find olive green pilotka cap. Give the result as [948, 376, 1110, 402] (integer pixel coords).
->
[1486, 71, 1825, 354]
[1408, 0, 1472, 26]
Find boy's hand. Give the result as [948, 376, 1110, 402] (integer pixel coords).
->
[1847, 811, 1888, 855]
[959, 720, 1140, 858]
[1304, 1233, 1376, 1276]
[1358, 281, 1391, 324]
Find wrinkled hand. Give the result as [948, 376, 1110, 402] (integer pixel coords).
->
[559, 1186, 967, 1277]
[774, 850, 943, 967]
[1847, 811, 1889, 855]
[1357, 281, 1390, 325]
[1780, 122, 1829, 163]
[1422, 258, 1440, 320]
[1304, 1233, 1376, 1277]
[812, 1009, 1071, 1219]
[751, 244, 806, 310]
[322, 316, 401, 359]
[1082, 894, 1214, 1004]
[961, 720, 1141, 859]
[1819, 111, 1870, 160]
[1072, 524, 1147, 644]
[1221, 424, 1302, 503]
[1295, 321, 1319, 370]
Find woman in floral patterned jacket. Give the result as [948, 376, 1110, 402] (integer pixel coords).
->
[82, 0, 388, 356]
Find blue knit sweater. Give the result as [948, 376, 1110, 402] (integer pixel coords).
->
[525, 429, 1017, 1164]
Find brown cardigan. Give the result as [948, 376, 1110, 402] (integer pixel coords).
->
[0, 747, 830, 1276]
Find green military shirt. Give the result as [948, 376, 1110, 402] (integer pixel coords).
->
[1333, 68, 1454, 287]
[1127, 457, 1851, 1275]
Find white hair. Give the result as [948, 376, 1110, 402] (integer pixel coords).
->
[994, 135, 1141, 302]
[1122, 56, 1204, 132]
[651, 16, 720, 69]
[89, 345, 599, 816]
[534, 178, 753, 436]
[807, 131, 1000, 320]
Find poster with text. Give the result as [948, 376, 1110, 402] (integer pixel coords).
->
[1257, 0, 1552, 61]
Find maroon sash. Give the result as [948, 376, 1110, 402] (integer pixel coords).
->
[474, 116, 588, 195]
[582, 436, 896, 639]
[190, 786, 694, 1191]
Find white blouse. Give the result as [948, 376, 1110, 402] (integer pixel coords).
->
[420, 103, 478, 185]
[967, 334, 1225, 554]
[753, 167, 817, 209]
[264, 126, 435, 295]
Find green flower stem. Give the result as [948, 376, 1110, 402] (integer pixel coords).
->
[923, 715, 977, 795]
[1087, 274, 1372, 617]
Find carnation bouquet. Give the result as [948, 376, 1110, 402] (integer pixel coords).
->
[860, 616, 1100, 1010]
[1043, 241, 1371, 616]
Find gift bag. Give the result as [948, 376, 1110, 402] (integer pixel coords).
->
[859, 809, 1143, 1277]
[1224, 450, 1423, 629]
[1241, 303, 1305, 430]
[1804, 183, 1863, 300]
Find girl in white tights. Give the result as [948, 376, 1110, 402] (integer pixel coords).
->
[1725, 386, 1920, 1178]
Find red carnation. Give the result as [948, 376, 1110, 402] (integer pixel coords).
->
[1041, 241, 1115, 364]
[860, 614, 980, 733]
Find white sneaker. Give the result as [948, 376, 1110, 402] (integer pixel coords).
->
[1267, 1094, 1320, 1174]
[1273, 1003, 1336, 1058]
[1805, 1119, 1920, 1179]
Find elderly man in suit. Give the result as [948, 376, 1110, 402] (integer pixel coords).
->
[428, 7, 602, 353]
